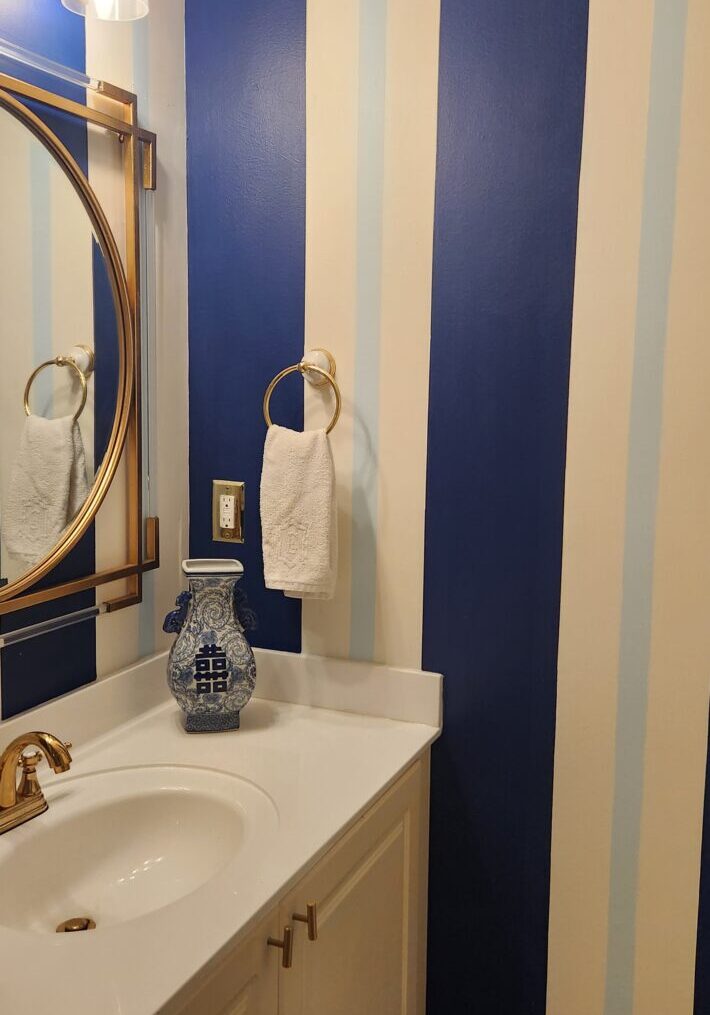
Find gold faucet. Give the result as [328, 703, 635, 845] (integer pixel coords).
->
[0, 732, 72, 835]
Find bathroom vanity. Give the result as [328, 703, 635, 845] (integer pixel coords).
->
[0, 651, 441, 1015]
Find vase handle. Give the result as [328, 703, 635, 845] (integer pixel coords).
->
[163, 590, 192, 635]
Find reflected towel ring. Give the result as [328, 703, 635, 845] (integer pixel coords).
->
[263, 362, 341, 435]
[24, 356, 88, 423]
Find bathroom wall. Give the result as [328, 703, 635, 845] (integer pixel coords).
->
[186, 0, 708, 1013]
[186, 0, 440, 668]
[0, 0, 189, 717]
[423, 2, 588, 1010]
[548, 2, 710, 1013]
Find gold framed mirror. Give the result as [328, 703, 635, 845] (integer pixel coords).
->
[0, 66, 159, 618]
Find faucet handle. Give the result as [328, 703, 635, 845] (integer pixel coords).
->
[16, 742, 71, 769]
[17, 750, 42, 770]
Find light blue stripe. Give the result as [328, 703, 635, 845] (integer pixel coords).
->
[30, 146, 52, 414]
[604, 3, 689, 1012]
[349, 0, 388, 660]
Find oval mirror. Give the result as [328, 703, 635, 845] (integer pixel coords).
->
[0, 91, 132, 599]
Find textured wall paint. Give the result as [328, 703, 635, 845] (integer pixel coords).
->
[185, 0, 305, 652]
[423, 2, 588, 1012]
[549, 1, 710, 1013]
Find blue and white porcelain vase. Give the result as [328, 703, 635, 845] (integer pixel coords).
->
[163, 559, 257, 733]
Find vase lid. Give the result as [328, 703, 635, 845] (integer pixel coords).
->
[181, 558, 244, 577]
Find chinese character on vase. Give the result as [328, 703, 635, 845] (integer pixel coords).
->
[194, 644, 229, 694]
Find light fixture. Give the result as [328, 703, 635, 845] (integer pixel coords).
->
[61, 0, 149, 21]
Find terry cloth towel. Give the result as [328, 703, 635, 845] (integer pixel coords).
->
[2, 414, 90, 567]
[260, 424, 337, 599]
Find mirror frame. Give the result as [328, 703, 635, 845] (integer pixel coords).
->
[0, 66, 159, 618]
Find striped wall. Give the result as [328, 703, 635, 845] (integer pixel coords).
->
[186, 1, 709, 1012]
[548, 2, 710, 1014]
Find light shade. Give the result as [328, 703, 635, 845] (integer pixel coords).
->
[61, 0, 149, 21]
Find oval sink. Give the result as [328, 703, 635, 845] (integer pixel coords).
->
[0, 766, 278, 934]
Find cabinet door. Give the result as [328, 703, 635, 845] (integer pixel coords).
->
[279, 757, 429, 1015]
[162, 910, 280, 1015]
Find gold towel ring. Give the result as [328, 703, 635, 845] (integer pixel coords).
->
[263, 362, 341, 435]
[24, 356, 88, 423]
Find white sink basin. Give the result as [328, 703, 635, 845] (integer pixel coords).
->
[0, 765, 278, 934]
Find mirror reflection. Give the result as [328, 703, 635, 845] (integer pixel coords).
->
[0, 104, 119, 589]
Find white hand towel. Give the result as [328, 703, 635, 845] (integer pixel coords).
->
[260, 424, 337, 599]
[2, 415, 90, 567]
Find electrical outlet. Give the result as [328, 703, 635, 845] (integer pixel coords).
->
[220, 493, 236, 530]
[212, 481, 244, 543]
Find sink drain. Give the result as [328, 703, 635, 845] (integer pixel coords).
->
[56, 916, 96, 933]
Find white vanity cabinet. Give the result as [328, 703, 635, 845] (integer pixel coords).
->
[166, 755, 430, 1015]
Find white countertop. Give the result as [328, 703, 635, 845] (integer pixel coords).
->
[0, 651, 441, 1015]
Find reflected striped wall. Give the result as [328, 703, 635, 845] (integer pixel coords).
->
[0, 0, 189, 716]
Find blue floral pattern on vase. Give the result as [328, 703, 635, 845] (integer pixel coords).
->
[164, 566, 256, 733]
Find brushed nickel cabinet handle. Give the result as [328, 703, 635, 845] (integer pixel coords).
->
[268, 925, 294, 968]
[292, 901, 318, 941]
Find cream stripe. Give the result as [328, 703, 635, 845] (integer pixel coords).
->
[546, 2, 654, 1011]
[373, 0, 439, 667]
[302, 0, 359, 658]
[632, 1, 710, 1008]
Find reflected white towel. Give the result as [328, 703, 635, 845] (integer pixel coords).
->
[260, 424, 337, 599]
[2, 415, 90, 566]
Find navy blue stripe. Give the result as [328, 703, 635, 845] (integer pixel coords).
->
[694, 711, 710, 1014]
[422, 2, 588, 1011]
[0, 0, 96, 718]
[185, 0, 305, 652]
